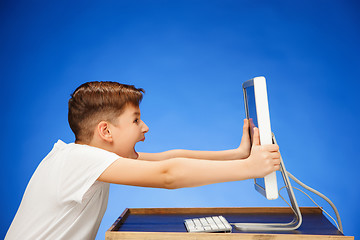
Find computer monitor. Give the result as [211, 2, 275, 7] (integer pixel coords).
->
[235, 76, 302, 231]
[242, 76, 278, 200]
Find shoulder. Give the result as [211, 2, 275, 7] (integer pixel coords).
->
[49, 140, 119, 168]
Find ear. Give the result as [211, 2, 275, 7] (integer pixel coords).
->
[97, 121, 113, 143]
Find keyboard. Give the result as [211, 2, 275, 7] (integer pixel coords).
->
[184, 215, 232, 233]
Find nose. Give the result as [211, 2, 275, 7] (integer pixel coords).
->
[142, 121, 149, 133]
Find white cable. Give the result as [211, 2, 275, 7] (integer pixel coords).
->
[285, 171, 343, 233]
[277, 186, 298, 217]
[278, 186, 291, 209]
[279, 186, 340, 230]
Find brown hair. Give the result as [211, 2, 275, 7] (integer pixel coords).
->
[68, 81, 144, 143]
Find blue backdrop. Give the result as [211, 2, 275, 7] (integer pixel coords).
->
[1, 1, 359, 239]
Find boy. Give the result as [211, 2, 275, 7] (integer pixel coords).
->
[6, 81, 280, 239]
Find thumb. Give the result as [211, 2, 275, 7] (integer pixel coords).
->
[252, 127, 260, 146]
[241, 119, 250, 138]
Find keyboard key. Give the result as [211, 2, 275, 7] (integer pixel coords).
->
[219, 216, 232, 229]
[212, 216, 226, 229]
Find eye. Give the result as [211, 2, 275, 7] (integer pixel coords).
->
[134, 118, 139, 124]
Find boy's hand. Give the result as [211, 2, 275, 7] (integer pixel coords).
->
[244, 127, 280, 178]
[235, 119, 251, 158]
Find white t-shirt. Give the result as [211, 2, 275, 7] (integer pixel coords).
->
[5, 140, 120, 240]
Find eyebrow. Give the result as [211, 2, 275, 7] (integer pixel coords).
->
[133, 112, 140, 116]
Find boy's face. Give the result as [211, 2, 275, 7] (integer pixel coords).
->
[109, 104, 149, 159]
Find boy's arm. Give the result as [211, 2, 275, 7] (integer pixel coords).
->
[137, 119, 251, 161]
[138, 149, 245, 161]
[98, 127, 280, 189]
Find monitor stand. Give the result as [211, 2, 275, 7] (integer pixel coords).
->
[233, 133, 302, 231]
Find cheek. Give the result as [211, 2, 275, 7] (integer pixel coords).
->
[116, 127, 140, 144]
[128, 128, 140, 141]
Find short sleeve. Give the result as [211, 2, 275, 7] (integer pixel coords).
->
[59, 144, 120, 204]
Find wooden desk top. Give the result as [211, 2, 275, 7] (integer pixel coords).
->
[106, 207, 353, 240]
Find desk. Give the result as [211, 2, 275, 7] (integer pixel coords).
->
[106, 207, 353, 240]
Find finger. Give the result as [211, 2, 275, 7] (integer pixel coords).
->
[262, 144, 279, 152]
[241, 120, 250, 142]
[271, 152, 281, 159]
[242, 119, 249, 137]
[243, 119, 249, 129]
[249, 118, 255, 129]
[273, 158, 281, 165]
[252, 127, 260, 146]
[274, 164, 280, 171]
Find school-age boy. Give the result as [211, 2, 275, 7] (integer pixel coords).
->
[5, 81, 280, 240]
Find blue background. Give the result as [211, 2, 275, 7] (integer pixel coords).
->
[1, 1, 359, 239]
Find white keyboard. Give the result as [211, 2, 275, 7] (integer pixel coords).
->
[184, 215, 232, 233]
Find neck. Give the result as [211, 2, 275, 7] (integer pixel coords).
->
[83, 137, 138, 159]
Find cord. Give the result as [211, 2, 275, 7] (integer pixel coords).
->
[282, 171, 343, 233]
[279, 186, 340, 230]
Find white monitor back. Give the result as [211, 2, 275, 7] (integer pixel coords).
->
[242, 76, 278, 200]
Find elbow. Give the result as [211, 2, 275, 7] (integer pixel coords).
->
[164, 181, 178, 190]
[161, 160, 182, 190]
[163, 169, 179, 190]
